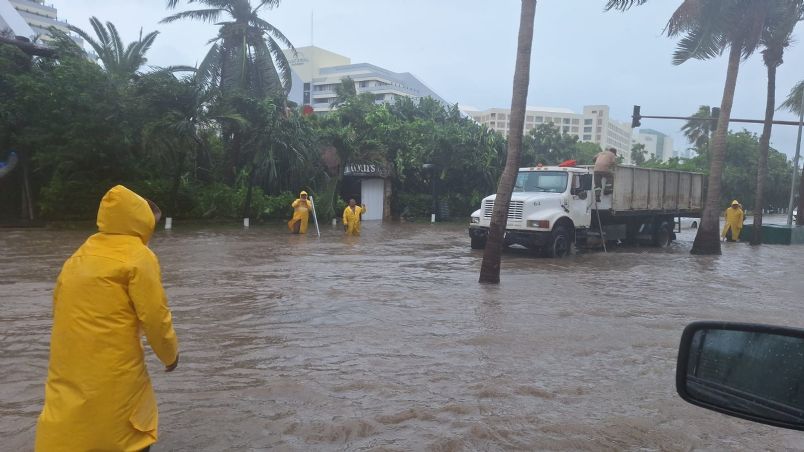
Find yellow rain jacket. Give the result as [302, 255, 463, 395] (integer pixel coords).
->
[343, 205, 366, 236]
[287, 194, 312, 234]
[35, 185, 179, 452]
[722, 201, 745, 240]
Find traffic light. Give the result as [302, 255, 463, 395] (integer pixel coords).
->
[631, 105, 641, 128]
[711, 107, 720, 132]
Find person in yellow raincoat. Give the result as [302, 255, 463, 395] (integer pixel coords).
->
[35, 185, 179, 452]
[342, 198, 367, 235]
[722, 199, 745, 242]
[287, 191, 312, 234]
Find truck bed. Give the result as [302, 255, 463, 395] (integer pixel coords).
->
[608, 166, 704, 216]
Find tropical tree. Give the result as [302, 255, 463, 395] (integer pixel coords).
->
[68, 17, 159, 80]
[630, 143, 647, 166]
[163, 0, 296, 184]
[781, 80, 804, 225]
[609, 0, 778, 255]
[751, 1, 802, 245]
[681, 105, 714, 152]
[479, 0, 537, 284]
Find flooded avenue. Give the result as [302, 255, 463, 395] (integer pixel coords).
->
[2, 219, 803, 451]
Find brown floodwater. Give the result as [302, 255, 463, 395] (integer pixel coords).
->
[2, 218, 803, 451]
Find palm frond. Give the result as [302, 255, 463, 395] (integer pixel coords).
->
[604, 0, 649, 12]
[780, 80, 804, 115]
[262, 36, 292, 94]
[66, 23, 104, 57]
[106, 21, 125, 65]
[161, 8, 224, 24]
[252, 17, 295, 53]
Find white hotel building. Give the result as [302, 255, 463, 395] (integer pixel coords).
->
[0, 0, 75, 43]
[462, 105, 634, 162]
[282, 46, 446, 113]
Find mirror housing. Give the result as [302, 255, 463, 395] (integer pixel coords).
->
[579, 174, 593, 191]
[677, 321, 804, 431]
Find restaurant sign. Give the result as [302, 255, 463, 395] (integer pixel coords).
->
[343, 162, 391, 178]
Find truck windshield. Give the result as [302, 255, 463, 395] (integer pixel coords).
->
[513, 171, 568, 193]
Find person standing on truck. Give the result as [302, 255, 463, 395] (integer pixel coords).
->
[343, 198, 366, 236]
[287, 190, 312, 234]
[593, 147, 617, 201]
[35, 185, 179, 452]
[722, 200, 745, 242]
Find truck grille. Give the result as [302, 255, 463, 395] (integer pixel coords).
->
[482, 200, 523, 220]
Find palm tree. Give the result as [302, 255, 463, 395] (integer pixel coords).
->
[609, 0, 776, 255]
[162, 0, 296, 184]
[781, 80, 804, 225]
[681, 105, 714, 152]
[162, 0, 294, 97]
[140, 72, 246, 214]
[68, 17, 159, 79]
[751, 1, 803, 245]
[478, 0, 537, 284]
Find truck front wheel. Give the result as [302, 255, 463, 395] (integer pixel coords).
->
[545, 226, 572, 258]
[471, 236, 487, 250]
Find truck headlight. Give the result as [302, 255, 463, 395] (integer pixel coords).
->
[527, 220, 549, 229]
[471, 216, 480, 224]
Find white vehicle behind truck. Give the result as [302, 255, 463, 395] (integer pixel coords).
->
[468, 164, 704, 257]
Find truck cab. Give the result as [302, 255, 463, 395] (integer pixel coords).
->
[468, 165, 594, 257]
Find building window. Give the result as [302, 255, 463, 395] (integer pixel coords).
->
[563, 126, 570, 133]
[490, 113, 496, 119]
[584, 126, 592, 133]
[584, 119, 592, 125]
[571, 127, 578, 133]
[490, 122, 496, 127]
[527, 115, 534, 122]
[535, 116, 543, 123]
[572, 119, 579, 125]
[583, 134, 592, 141]
[359, 81, 368, 88]
[563, 118, 570, 124]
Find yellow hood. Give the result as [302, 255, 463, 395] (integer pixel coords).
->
[96, 185, 155, 244]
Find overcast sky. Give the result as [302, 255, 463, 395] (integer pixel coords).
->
[51, 0, 804, 160]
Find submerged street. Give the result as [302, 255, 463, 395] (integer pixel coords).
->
[2, 221, 803, 451]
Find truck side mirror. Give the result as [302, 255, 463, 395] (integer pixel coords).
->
[676, 321, 804, 431]
[579, 174, 593, 191]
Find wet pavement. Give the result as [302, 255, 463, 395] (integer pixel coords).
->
[2, 218, 803, 451]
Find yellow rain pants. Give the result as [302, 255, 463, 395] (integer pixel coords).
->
[287, 198, 312, 234]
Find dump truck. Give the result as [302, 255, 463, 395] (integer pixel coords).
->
[468, 164, 705, 257]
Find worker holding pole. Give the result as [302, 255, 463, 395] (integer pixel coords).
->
[287, 191, 312, 234]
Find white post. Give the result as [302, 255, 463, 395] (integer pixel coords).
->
[164, 217, 173, 230]
[332, 218, 337, 227]
[243, 218, 250, 228]
[309, 196, 321, 237]
[431, 213, 436, 223]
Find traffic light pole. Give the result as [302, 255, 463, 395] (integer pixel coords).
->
[786, 89, 804, 226]
[636, 114, 801, 127]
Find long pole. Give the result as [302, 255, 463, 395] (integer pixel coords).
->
[310, 196, 321, 237]
[787, 88, 804, 226]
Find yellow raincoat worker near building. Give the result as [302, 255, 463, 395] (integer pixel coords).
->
[287, 191, 312, 234]
[35, 185, 179, 452]
[722, 199, 745, 242]
[342, 198, 366, 235]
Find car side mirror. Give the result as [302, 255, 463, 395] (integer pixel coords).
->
[579, 174, 593, 191]
[677, 321, 804, 431]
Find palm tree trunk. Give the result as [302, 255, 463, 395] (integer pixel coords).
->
[479, 0, 537, 284]
[691, 43, 743, 255]
[751, 63, 776, 245]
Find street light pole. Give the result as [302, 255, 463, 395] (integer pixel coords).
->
[787, 87, 804, 226]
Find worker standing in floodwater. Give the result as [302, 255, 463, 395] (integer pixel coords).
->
[343, 198, 366, 236]
[722, 199, 745, 242]
[35, 185, 179, 452]
[288, 191, 312, 234]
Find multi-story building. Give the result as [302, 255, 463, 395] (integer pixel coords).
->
[0, 0, 75, 43]
[632, 128, 675, 162]
[462, 104, 633, 160]
[282, 46, 446, 113]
